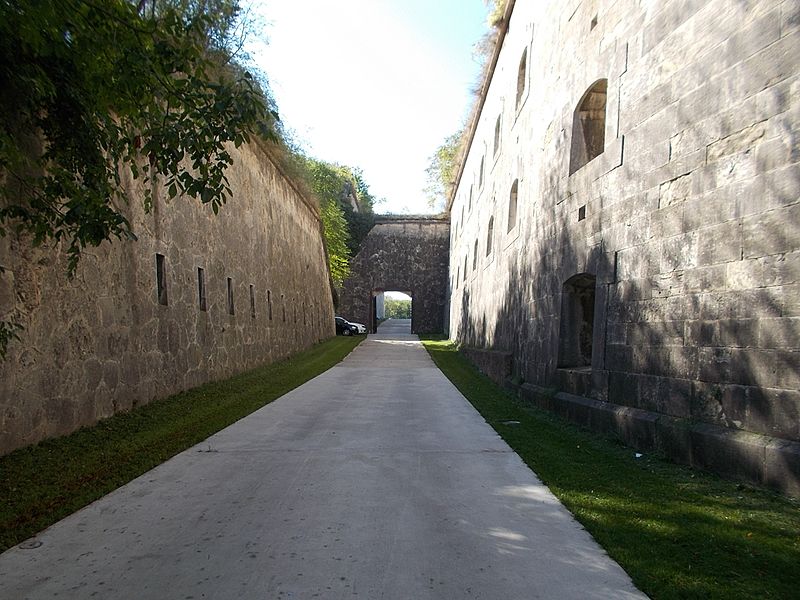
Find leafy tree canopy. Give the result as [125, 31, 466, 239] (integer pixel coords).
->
[0, 0, 277, 275]
[384, 297, 411, 319]
[424, 128, 463, 212]
[301, 157, 378, 288]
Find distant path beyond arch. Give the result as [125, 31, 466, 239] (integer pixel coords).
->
[376, 317, 411, 336]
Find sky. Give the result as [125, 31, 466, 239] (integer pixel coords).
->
[245, 0, 491, 215]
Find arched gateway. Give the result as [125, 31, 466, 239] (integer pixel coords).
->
[338, 215, 450, 334]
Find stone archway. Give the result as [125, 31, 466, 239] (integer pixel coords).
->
[338, 216, 450, 334]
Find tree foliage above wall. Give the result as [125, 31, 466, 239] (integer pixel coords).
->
[302, 158, 377, 289]
[0, 0, 277, 275]
[424, 129, 463, 211]
[425, 0, 507, 213]
[0, 0, 280, 357]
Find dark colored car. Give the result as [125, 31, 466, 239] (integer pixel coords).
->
[335, 316, 359, 336]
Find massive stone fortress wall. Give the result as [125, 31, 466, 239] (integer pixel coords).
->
[0, 141, 335, 455]
[339, 217, 450, 334]
[449, 0, 799, 492]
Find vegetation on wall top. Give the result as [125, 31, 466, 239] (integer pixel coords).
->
[302, 158, 378, 289]
[424, 0, 508, 211]
[0, 0, 285, 355]
[0, 0, 277, 274]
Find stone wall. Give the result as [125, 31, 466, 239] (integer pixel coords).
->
[339, 216, 450, 334]
[0, 140, 335, 455]
[448, 0, 799, 491]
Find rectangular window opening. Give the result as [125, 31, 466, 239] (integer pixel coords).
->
[227, 277, 235, 315]
[578, 205, 586, 221]
[198, 267, 207, 311]
[250, 284, 256, 319]
[156, 253, 168, 306]
[267, 290, 273, 320]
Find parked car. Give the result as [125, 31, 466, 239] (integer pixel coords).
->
[335, 316, 359, 336]
[349, 321, 367, 334]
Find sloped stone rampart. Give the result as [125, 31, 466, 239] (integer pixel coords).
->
[0, 141, 335, 455]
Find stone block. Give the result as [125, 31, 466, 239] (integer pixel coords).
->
[736, 29, 798, 99]
[555, 368, 593, 398]
[781, 1, 800, 36]
[658, 376, 693, 418]
[613, 405, 659, 450]
[690, 423, 766, 485]
[756, 135, 793, 172]
[587, 399, 618, 435]
[661, 232, 698, 272]
[519, 383, 555, 412]
[697, 220, 742, 266]
[727, 7, 783, 63]
[758, 316, 800, 348]
[742, 203, 800, 259]
[607, 370, 639, 407]
[716, 318, 760, 348]
[554, 392, 594, 428]
[605, 344, 633, 371]
[616, 245, 652, 280]
[461, 347, 513, 386]
[684, 265, 727, 291]
[649, 204, 684, 239]
[764, 439, 800, 497]
[780, 284, 800, 316]
[655, 415, 693, 465]
[706, 121, 767, 162]
[755, 76, 793, 121]
[718, 383, 749, 428]
[726, 255, 789, 289]
[637, 375, 662, 413]
[746, 386, 800, 440]
[658, 172, 692, 208]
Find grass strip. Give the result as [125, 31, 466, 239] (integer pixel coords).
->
[0, 335, 363, 552]
[421, 336, 800, 600]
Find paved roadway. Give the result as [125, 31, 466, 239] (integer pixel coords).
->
[0, 320, 644, 599]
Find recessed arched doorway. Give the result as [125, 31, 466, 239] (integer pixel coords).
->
[373, 289, 412, 333]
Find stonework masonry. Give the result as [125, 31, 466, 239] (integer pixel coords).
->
[0, 140, 335, 455]
[448, 0, 799, 494]
[339, 216, 450, 334]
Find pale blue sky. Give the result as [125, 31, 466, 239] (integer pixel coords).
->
[246, 0, 490, 214]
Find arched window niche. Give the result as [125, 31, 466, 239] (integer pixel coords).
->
[515, 48, 528, 110]
[569, 79, 608, 175]
[507, 180, 518, 232]
[493, 114, 501, 156]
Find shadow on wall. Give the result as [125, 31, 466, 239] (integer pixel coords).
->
[455, 137, 798, 449]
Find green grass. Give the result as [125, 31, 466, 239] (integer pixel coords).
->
[0, 335, 363, 552]
[421, 337, 800, 600]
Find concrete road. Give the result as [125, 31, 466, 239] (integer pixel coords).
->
[0, 332, 645, 599]
[377, 318, 411, 335]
